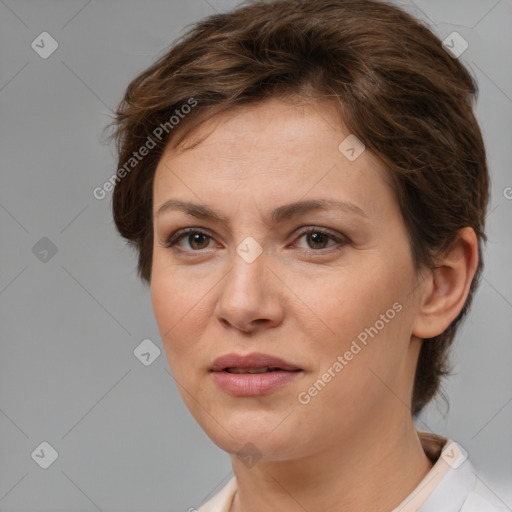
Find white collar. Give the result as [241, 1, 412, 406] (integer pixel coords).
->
[393, 432, 476, 511]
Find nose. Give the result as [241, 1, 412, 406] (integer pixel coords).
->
[214, 245, 285, 334]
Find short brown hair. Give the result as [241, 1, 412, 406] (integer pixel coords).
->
[109, 0, 489, 415]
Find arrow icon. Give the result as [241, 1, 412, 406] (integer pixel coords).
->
[236, 237, 263, 263]
[31, 32, 59, 59]
[134, 339, 161, 366]
[31, 441, 58, 468]
[32, 237, 58, 263]
[442, 32, 468, 59]
[441, 441, 467, 468]
[339, 134, 365, 161]
[236, 442, 262, 468]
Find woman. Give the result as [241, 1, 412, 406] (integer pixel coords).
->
[109, 0, 507, 510]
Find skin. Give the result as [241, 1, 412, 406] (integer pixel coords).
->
[150, 97, 478, 512]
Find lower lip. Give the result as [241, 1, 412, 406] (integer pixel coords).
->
[211, 370, 303, 396]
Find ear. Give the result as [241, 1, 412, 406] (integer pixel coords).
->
[412, 227, 479, 339]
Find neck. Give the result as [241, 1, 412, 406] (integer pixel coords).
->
[229, 414, 433, 512]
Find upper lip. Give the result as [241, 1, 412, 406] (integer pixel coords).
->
[210, 352, 302, 372]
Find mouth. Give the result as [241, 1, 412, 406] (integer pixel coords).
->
[222, 367, 302, 374]
[209, 352, 302, 373]
[209, 352, 304, 396]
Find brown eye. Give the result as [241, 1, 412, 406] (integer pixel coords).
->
[186, 233, 211, 250]
[165, 229, 214, 251]
[305, 231, 330, 249]
[295, 228, 347, 251]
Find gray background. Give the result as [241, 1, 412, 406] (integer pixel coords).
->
[0, 0, 511, 510]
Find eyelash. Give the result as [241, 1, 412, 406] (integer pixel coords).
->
[162, 227, 349, 254]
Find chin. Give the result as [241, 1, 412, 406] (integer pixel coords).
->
[199, 412, 304, 460]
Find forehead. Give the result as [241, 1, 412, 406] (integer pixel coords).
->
[152, 98, 393, 218]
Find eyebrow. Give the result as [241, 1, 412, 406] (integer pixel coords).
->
[156, 198, 368, 226]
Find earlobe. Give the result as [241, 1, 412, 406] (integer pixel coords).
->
[412, 227, 479, 339]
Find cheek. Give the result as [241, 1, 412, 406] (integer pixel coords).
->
[150, 259, 203, 359]
[304, 257, 415, 385]
[151, 270, 176, 335]
[318, 263, 408, 338]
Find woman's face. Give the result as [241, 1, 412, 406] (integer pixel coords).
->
[151, 98, 425, 461]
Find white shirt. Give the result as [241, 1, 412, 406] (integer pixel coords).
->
[197, 431, 510, 512]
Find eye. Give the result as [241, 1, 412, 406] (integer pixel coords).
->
[293, 227, 348, 251]
[163, 228, 215, 251]
[162, 227, 348, 254]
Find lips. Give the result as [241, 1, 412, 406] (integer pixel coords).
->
[210, 352, 304, 396]
[210, 352, 302, 373]
[224, 367, 286, 374]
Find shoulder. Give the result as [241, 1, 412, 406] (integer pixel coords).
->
[416, 435, 510, 512]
